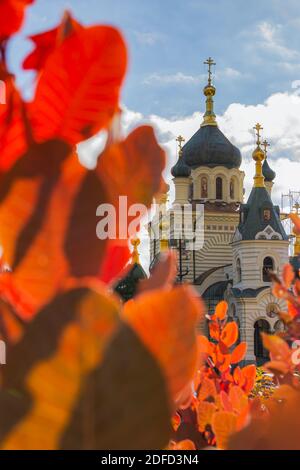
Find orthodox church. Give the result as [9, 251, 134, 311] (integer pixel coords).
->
[148, 58, 294, 365]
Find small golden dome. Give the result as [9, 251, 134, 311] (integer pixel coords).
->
[252, 145, 265, 162]
[203, 84, 216, 97]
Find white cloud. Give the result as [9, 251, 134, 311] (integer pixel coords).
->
[143, 72, 204, 85]
[251, 21, 299, 60]
[143, 68, 245, 86]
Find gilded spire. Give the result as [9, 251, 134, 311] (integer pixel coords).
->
[176, 135, 185, 157]
[293, 203, 300, 256]
[159, 193, 169, 252]
[252, 123, 265, 188]
[201, 57, 217, 127]
[131, 237, 140, 264]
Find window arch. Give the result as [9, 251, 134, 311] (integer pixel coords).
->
[263, 256, 274, 282]
[200, 176, 208, 198]
[274, 319, 285, 333]
[254, 319, 270, 365]
[216, 177, 223, 200]
[230, 178, 235, 199]
[236, 258, 242, 283]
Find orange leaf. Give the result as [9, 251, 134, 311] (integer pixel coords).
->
[197, 401, 217, 432]
[30, 25, 127, 145]
[241, 364, 256, 393]
[231, 342, 247, 364]
[220, 322, 238, 347]
[282, 263, 295, 289]
[0, 0, 34, 40]
[198, 376, 217, 401]
[197, 335, 211, 355]
[212, 411, 237, 450]
[262, 333, 291, 361]
[174, 440, 196, 450]
[123, 285, 204, 403]
[23, 12, 82, 72]
[214, 300, 228, 320]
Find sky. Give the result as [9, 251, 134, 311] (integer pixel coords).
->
[8, 0, 300, 266]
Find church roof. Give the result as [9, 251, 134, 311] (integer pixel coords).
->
[237, 186, 288, 241]
[182, 125, 242, 170]
[262, 158, 276, 182]
[113, 262, 147, 302]
[171, 155, 191, 177]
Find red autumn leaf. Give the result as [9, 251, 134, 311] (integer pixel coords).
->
[137, 250, 178, 295]
[98, 240, 130, 284]
[209, 322, 220, 341]
[99, 126, 165, 216]
[23, 12, 82, 72]
[282, 263, 295, 289]
[220, 321, 238, 347]
[197, 401, 217, 432]
[0, 0, 34, 40]
[231, 342, 247, 364]
[30, 25, 127, 145]
[214, 300, 228, 320]
[262, 333, 291, 361]
[197, 335, 211, 355]
[173, 439, 196, 450]
[122, 285, 204, 404]
[211, 411, 237, 450]
[0, 73, 29, 171]
[241, 364, 256, 393]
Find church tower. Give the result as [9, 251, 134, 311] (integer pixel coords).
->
[229, 123, 289, 364]
[179, 58, 245, 288]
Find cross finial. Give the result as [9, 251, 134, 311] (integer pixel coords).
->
[204, 57, 216, 85]
[253, 123, 263, 146]
[176, 135, 185, 154]
[262, 139, 270, 157]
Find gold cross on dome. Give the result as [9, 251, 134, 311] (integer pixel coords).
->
[262, 139, 270, 156]
[253, 123, 263, 146]
[176, 135, 185, 152]
[204, 57, 216, 85]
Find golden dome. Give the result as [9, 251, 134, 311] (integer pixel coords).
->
[252, 145, 265, 162]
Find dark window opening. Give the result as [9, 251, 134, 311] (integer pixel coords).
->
[216, 177, 223, 200]
[263, 256, 274, 281]
[254, 319, 270, 365]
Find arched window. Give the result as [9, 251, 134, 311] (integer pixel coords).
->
[230, 178, 235, 199]
[216, 177, 223, 200]
[236, 258, 242, 283]
[201, 176, 208, 198]
[254, 319, 270, 365]
[274, 320, 285, 333]
[263, 256, 274, 282]
[263, 209, 271, 221]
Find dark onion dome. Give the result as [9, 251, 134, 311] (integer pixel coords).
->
[171, 154, 191, 177]
[262, 158, 276, 182]
[113, 263, 147, 302]
[181, 125, 242, 169]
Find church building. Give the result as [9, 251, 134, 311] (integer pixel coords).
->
[149, 58, 290, 365]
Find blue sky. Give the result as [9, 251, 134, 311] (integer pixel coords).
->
[9, 0, 300, 117]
